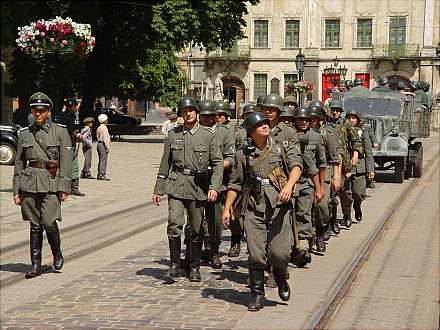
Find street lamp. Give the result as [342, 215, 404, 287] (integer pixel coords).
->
[295, 49, 306, 106]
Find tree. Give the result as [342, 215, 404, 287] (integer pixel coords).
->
[2, 0, 259, 119]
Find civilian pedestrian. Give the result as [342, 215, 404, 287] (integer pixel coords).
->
[80, 117, 94, 179]
[96, 114, 111, 181]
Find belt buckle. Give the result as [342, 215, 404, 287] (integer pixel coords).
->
[183, 169, 192, 175]
[261, 178, 270, 186]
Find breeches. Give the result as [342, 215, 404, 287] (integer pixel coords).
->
[21, 192, 61, 234]
[295, 187, 314, 240]
[340, 174, 367, 215]
[167, 196, 204, 244]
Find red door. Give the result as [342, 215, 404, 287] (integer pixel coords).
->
[322, 73, 341, 102]
[355, 73, 370, 88]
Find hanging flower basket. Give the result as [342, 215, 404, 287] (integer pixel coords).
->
[16, 16, 95, 57]
[285, 80, 313, 95]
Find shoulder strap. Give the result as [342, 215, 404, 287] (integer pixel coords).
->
[31, 129, 50, 159]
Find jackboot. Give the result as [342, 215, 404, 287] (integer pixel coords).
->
[25, 227, 43, 279]
[70, 178, 85, 196]
[248, 268, 265, 311]
[354, 203, 363, 222]
[168, 238, 181, 278]
[189, 239, 201, 282]
[228, 234, 241, 257]
[46, 225, 64, 271]
[343, 215, 352, 228]
[265, 264, 277, 288]
[330, 206, 340, 235]
[210, 242, 222, 269]
[273, 267, 290, 301]
[315, 228, 326, 254]
[201, 237, 211, 264]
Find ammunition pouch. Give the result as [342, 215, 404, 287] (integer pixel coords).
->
[267, 166, 289, 193]
[46, 160, 59, 179]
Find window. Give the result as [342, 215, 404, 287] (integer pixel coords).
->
[389, 16, 406, 45]
[325, 19, 340, 47]
[254, 20, 268, 48]
[284, 74, 298, 96]
[285, 20, 300, 48]
[357, 18, 372, 47]
[254, 74, 267, 99]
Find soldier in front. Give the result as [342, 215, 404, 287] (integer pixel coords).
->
[13, 92, 72, 279]
[221, 112, 303, 312]
[152, 97, 223, 282]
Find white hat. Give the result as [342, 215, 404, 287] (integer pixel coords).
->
[98, 114, 108, 124]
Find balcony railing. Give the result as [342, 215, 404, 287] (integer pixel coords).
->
[206, 45, 250, 59]
[372, 44, 420, 58]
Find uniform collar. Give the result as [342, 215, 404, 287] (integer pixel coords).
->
[183, 122, 199, 135]
[32, 121, 51, 133]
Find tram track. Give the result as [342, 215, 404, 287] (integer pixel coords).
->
[309, 150, 440, 330]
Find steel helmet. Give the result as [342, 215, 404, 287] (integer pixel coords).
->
[242, 103, 257, 116]
[329, 99, 344, 111]
[256, 95, 265, 106]
[262, 94, 284, 112]
[353, 78, 363, 86]
[379, 77, 389, 86]
[309, 100, 324, 110]
[198, 100, 216, 115]
[215, 101, 232, 117]
[280, 107, 295, 118]
[345, 108, 360, 119]
[178, 96, 199, 112]
[345, 80, 354, 88]
[293, 106, 310, 118]
[243, 112, 269, 135]
[307, 105, 323, 119]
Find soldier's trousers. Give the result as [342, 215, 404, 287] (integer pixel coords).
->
[72, 149, 79, 180]
[295, 186, 314, 243]
[340, 174, 367, 215]
[81, 145, 92, 177]
[167, 196, 204, 245]
[21, 192, 61, 234]
[204, 192, 224, 248]
[245, 205, 292, 270]
[97, 142, 108, 177]
[313, 182, 331, 230]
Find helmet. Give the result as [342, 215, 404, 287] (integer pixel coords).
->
[380, 77, 389, 86]
[397, 80, 405, 90]
[29, 92, 53, 109]
[215, 101, 231, 116]
[329, 99, 343, 111]
[283, 95, 298, 107]
[309, 100, 324, 109]
[261, 94, 284, 112]
[243, 112, 269, 135]
[198, 100, 216, 115]
[353, 78, 363, 86]
[293, 106, 310, 119]
[98, 114, 108, 124]
[280, 107, 295, 118]
[256, 95, 265, 106]
[307, 105, 323, 119]
[345, 80, 354, 88]
[178, 96, 199, 112]
[421, 81, 430, 92]
[345, 109, 360, 118]
[242, 103, 257, 116]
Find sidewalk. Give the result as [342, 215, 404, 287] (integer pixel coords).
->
[0, 135, 166, 242]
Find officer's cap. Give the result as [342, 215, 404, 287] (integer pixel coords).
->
[65, 97, 78, 106]
[29, 92, 53, 109]
[83, 117, 95, 124]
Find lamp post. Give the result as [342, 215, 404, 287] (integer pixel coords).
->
[295, 49, 306, 106]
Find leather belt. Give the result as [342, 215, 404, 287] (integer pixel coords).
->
[174, 168, 195, 176]
[29, 161, 46, 169]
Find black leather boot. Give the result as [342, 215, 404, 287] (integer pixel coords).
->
[25, 227, 43, 279]
[273, 266, 290, 301]
[354, 203, 362, 222]
[330, 206, 340, 234]
[228, 234, 241, 257]
[201, 237, 211, 264]
[265, 264, 277, 288]
[70, 178, 85, 196]
[189, 239, 201, 282]
[210, 243, 222, 269]
[248, 268, 265, 311]
[315, 228, 326, 254]
[168, 238, 181, 278]
[47, 225, 64, 271]
[343, 215, 352, 228]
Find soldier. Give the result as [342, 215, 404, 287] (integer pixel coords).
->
[215, 101, 232, 128]
[327, 99, 363, 229]
[372, 77, 392, 92]
[13, 92, 72, 279]
[279, 106, 295, 126]
[292, 107, 326, 260]
[308, 103, 340, 253]
[345, 80, 353, 91]
[421, 82, 433, 110]
[58, 97, 85, 196]
[256, 95, 265, 112]
[235, 103, 256, 149]
[343, 109, 374, 222]
[283, 95, 298, 109]
[346, 78, 370, 98]
[152, 96, 223, 282]
[197, 99, 235, 269]
[260, 94, 322, 267]
[414, 82, 430, 108]
[359, 113, 378, 189]
[221, 112, 303, 311]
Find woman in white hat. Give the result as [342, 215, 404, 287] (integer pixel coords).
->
[96, 114, 111, 180]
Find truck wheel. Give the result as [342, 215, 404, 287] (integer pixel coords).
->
[393, 157, 405, 183]
[0, 141, 16, 166]
[412, 142, 423, 178]
[404, 156, 412, 179]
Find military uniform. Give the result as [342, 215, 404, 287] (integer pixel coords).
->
[13, 92, 72, 278]
[154, 99, 223, 281]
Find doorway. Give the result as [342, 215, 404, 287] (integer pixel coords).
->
[222, 75, 245, 119]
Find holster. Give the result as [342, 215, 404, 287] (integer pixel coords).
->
[46, 160, 59, 179]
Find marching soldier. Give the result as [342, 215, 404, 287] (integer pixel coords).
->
[372, 77, 392, 92]
[215, 101, 233, 128]
[13, 92, 72, 278]
[221, 112, 303, 311]
[152, 96, 223, 282]
[198, 100, 235, 268]
[58, 97, 85, 196]
[308, 103, 341, 252]
[326, 99, 363, 229]
[343, 109, 374, 222]
[346, 78, 370, 98]
[234, 103, 256, 149]
[279, 106, 295, 126]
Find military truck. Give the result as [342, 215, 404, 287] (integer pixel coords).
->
[343, 90, 430, 183]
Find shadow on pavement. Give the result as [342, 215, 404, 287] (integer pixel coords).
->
[0, 263, 29, 273]
[211, 269, 249, 286]
[201, 287, 280, 308]
[118, 137, 165, 144]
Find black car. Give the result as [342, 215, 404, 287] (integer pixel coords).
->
[95, 108, 142, 126]
[0, 124, 20, 165]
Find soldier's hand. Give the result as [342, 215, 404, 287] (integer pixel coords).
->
[331, 177, 341, 192]
[350, 153, 358, 166]
[221, 210, 230, 229]
[314, 189, 324, 202]
[278, 184, 293, 204]
[13, 194, 23, 205]
[59, 192, 68, 201]
[152, 194, 161, 206]
[207, 190, 218, 203]
[344, 172, 352, 178]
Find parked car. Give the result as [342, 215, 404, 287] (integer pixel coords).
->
[95, 108, 142, 126]
[0, 124, 20, 166]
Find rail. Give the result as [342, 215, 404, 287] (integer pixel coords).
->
[371, 44, 420, 58]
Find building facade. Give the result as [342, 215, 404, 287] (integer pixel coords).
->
[180, 0, 440, 114]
